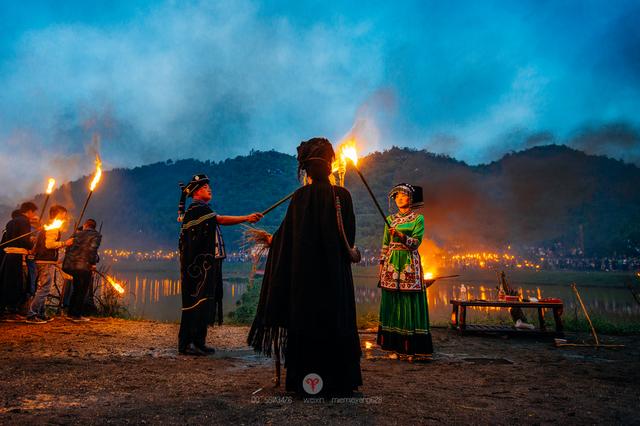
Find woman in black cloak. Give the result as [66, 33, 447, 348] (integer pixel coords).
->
[248, 137, 362, 396]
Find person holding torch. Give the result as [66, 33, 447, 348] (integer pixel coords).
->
[248, 138, 363, 396]
[177, 174, 263, 356]
[26, 205, 73, 323]
[377, 183, 433, 361]
[0, 202, 39, 320]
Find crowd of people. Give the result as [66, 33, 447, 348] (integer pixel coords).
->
[16, 136, 622, 398]
[0, 202, 102, 323]
[7, 136, 599, 398]
[534, 255, 640, 272]
[10, 133, 628, 400]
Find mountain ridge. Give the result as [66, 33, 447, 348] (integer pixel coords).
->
[2, 145, 639, 256]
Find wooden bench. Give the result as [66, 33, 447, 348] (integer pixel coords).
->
[450, 299, 564, 336]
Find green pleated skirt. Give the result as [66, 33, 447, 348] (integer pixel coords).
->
[377, 288, 433, 355]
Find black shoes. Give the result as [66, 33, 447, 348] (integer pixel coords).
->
[179, 343, 206, 356]
[25, 315, 46, 324]
[178, 344, 216, 356]
[195, 345, 216, 354]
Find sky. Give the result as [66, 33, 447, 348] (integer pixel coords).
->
[0, 0, 639, 202]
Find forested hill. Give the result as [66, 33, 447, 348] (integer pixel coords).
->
[4, 146, 640, 256]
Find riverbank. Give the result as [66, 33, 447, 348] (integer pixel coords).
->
[1, 318, 638, 424]
[110, 263, 640, 328]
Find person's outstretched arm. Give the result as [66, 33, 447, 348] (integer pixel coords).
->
[217, 213, 263, 226]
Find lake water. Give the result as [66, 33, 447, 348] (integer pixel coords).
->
[109, 263, 640, 325]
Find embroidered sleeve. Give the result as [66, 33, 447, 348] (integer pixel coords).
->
[405, 237, 419, 250]
[380, 216, 391, 263]
[405, 215, 424, 251]
[379, 248, 388, 264]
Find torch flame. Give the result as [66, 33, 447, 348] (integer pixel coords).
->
[46, 178, 56, 194]
[339, 139, 359, 166]
[423, 271, 434, 280]
[89, 156, 102, 191]
[44, 219, 64, 231]
[105, 275, 125, 294]
[331, 159, 340, 174]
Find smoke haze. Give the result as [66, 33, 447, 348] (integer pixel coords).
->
[1, 0, 639, 205]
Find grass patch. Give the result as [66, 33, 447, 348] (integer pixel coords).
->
[226, 281, 261, 325]
[227, 282, 383, 330]
[91, 266, 132, 319]
[563, 315, 640, 335]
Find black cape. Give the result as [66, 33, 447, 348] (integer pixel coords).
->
[248, 179, 362, 394]
[0, 214, 32, 309]
[178, 201, 224, 348]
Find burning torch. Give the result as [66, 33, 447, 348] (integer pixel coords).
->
[39, 178, 56, 220]
[338, 141, 391, 228]
[0, 219, 65, 249]
[73, 156, 102, 231]
[94, 270, 126, 294]
[260, 140, 364, 216]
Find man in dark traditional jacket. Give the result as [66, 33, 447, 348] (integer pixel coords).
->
[63, 218, 102, 321]
[0, 202, 39, 319]
[248, 138, 362, 396]
[178, 174, 262, 356]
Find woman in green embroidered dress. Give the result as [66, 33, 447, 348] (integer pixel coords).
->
[376, 183, 433, 359]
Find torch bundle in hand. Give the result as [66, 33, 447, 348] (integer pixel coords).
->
[0, 218, 65, 249]
[73, 155, 102, 231]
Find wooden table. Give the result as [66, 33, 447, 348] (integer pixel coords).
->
[450, 299, 564, 336]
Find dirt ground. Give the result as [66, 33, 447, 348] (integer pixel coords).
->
[0, 318, 638, 425]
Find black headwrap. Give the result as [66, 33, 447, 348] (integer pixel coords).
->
[296, 137, 335, 180]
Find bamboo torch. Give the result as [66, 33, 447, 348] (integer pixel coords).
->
[339, 141, 391, 228]
[39, 178, 56, 220]
[73, 156, 102, 231]
[337, 157, 347, 187]
[261, 191, 295, 216]
[262, 139, 364, 215]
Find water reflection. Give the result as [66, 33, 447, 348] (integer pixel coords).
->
[111, 268, 640, 323]
[111, 270, 249, 322]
